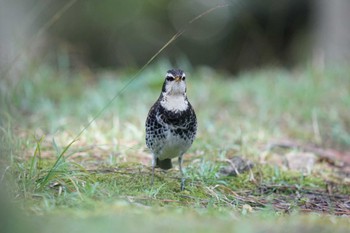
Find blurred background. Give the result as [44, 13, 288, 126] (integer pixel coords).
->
[1, 0, 350, 80]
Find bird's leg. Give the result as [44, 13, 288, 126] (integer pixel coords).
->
[178, 155, 185, 191]
[151, 156, 156, 186]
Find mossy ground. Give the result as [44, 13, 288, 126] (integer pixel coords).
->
[1, 63, 350, 232]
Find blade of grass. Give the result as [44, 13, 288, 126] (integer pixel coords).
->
[29, 135, 44, 179]
[38, 139, 78, 189]
[52, 138, 62, 157]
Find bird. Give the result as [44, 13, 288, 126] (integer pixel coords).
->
[145, 69, 197, 191]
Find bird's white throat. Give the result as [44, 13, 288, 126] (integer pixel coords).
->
[160, 93, 188, 112]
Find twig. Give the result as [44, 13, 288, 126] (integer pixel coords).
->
[266, 140, 350, 166]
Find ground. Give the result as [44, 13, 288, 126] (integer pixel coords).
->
[1, 63, 350, 232]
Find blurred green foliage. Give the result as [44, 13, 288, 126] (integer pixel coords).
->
[2, 0, 310, 72]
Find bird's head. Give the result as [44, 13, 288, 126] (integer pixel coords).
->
[161, 69, 186, 96]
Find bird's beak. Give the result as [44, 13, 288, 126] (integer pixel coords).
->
[175, 76, 181, 82]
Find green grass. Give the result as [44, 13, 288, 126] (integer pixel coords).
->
[1, 63, 350, 232]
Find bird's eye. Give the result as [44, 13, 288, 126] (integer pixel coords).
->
[166, 76, 175, 81]
[182, 76, 186, 81]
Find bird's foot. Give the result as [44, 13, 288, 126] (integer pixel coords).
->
[151, 166, 155, 186]
[180, 177, 185, 191]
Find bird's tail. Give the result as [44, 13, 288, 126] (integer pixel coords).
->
[156, 158, 172, 170]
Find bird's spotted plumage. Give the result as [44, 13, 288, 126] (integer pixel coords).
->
[145, 69, 197, 190]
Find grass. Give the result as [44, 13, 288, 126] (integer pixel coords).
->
[1, 62, 350, 232]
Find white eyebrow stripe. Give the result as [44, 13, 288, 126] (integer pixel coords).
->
[166, 72, 185, 77]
